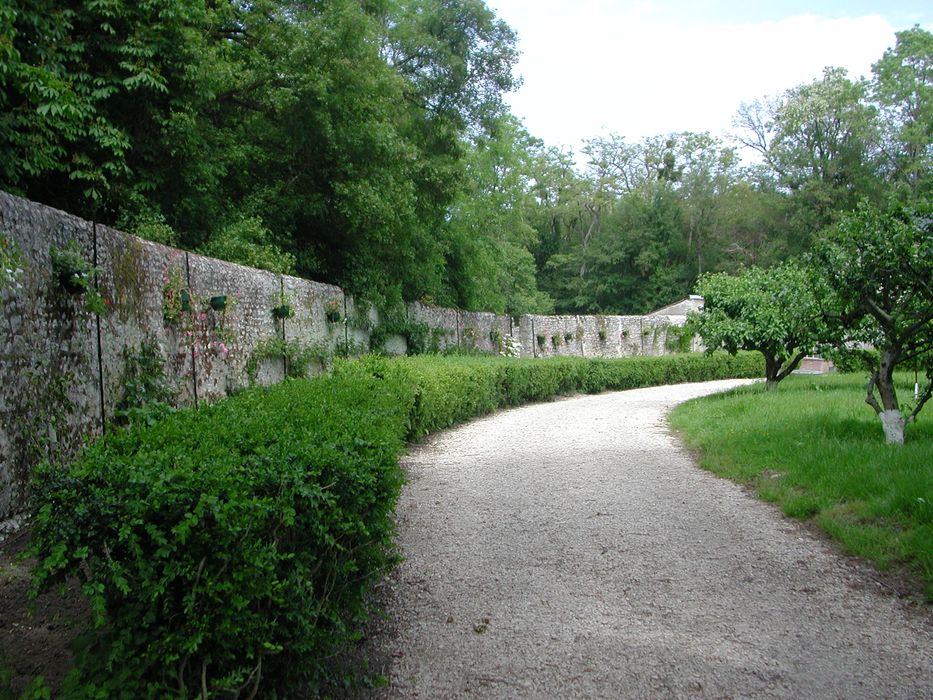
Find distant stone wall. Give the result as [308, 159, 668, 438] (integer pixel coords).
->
[0, 191, 695, 518]
[515, 314, 692, 359]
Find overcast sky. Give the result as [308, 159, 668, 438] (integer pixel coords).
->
[487, 1, 933, 154]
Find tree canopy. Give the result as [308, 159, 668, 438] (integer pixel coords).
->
[1, 7, 930, 323]
[690, 264, 825, 389]
[810, 200, 932, 443]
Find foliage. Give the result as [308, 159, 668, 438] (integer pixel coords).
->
[369, 316, 443, 356]
[664, 324, 694, 354]
[690, 263, 825, 388]
[49, 241, 109, 316]
[325, 300, 343, 324]
[871, 26, 933, 201]
[31, 368, 411, 697]
[2, 2, 928, 319]
[29, 351, 761, 696]
[268, 290, 294, 321]
[672, 374, 933, 599]
[0, 0, 197, 205]
[112, 343, 174, 429]
[199, 218, 296, 276]
[499, 334, 521, 357]
[127, 210, 178, 247]
[245, 337, 327, 385]
[160, 258, 189, 327]
[0, 233, 24, 292]
[810, 200, 932, 442]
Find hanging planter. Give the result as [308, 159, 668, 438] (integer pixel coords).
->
[272, 304, 292, 320]
[50, 241, 94, 295]
[325, 299, 342, 323]
[58, 271, 86, 295]
[180, 289, 192, 312]
[209, 295, 227, 312]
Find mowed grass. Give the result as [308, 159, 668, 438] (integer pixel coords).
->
[670, 373, 933, 599]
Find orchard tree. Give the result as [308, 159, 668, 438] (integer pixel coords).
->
[690, 263, 825, 389]
[811, 200, 932, 444]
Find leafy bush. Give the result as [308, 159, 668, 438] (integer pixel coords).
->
[198, 217, 296, 275]
[112, 342, 175, 428]
[31, 367, 411, 697]
[30, 351, 761, 697]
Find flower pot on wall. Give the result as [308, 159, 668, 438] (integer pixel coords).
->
[272, 304, 292, 320]
[209, 295, 227, 311]
[58, 271, 85, 295]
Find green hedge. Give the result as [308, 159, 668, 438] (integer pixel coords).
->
[29, 351, 761, 697]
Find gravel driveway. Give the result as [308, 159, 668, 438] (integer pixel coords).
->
[361, 380, 932, 699]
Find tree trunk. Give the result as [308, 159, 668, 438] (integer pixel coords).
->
[763, 352, 780, 390]
[866, 348, 904, 444]
[879, 410, 905, 445]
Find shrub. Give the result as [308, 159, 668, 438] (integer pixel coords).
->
[31, 365, 411, 697]
[30, 351, 762, 696]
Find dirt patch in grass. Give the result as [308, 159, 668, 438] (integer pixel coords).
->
[0, 522, 87, 696]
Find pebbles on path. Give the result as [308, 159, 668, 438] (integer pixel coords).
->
[362, 380, 932, 699]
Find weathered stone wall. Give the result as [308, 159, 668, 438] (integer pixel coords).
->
[0, 191, 694, 518]
[515, 314, 689, 359]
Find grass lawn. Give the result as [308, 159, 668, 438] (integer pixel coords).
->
[670, 373, 933, 600]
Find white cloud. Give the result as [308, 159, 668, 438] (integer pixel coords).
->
[493, 5, 911, 152]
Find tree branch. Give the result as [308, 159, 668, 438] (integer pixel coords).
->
[908, 381, 932, 424]
[865, 297, 894, 325]
[865, 374, 883, 415]
[775, 350, 808, 382]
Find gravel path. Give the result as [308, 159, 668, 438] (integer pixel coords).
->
[362, 380, 932, 699]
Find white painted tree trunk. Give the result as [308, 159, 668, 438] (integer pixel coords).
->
[879, 410, 905, 445]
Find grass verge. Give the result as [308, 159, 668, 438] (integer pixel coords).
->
[670, 373, 933, 600]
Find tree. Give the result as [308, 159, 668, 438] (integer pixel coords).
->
[690, 264, 825, 389]
[811, 200, 932, 444]
[733, 68, 882, 232]
[871, 26, 933, 200]
[0, 0, 202, 210]
[443, 115, 553, 313]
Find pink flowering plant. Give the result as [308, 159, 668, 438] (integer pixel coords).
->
[161, 256, 236, 362]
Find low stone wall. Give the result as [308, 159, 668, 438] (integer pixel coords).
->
[0, 191, 695, 518]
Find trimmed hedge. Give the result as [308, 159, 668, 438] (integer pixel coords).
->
[30, 351, 761, 697]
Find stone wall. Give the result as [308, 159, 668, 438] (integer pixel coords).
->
[0, 191, 695, 518]
[515, 314, 691, 359]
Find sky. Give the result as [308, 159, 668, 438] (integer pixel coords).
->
[486, 1, 933, 154]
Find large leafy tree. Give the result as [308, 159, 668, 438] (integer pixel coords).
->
[443, 115, 553, 313]
[0, 0, 523, 307]
[872, 26, 933, 199]
[811, 200, 932, 444]
[690, 263, 825, 389]
[0, 0, 203, 211]
[734, 67, 882, 235]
